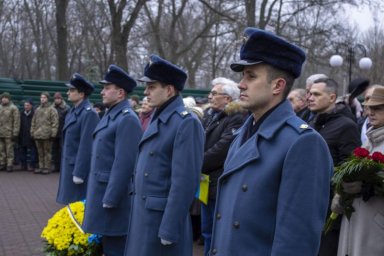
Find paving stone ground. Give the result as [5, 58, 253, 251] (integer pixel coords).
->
[0, 170, 203, 256]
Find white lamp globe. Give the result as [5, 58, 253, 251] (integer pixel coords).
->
[359, 57, 372, 70]
[330, 55, 343, 67]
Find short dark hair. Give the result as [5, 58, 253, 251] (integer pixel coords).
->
[313, 78, 338, 96]
[265, 65, 295, 98]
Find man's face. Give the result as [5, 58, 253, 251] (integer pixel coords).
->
[237, 64, 274, 115]
[101, 84, 124, 108]
[24, 102, 32, 111]
[208, 84, 231, 111]
[308, 82, 335, 113]
[287, 91, 305, 112]
[54, 97, 62, 106]
[1, 97, 9, 105]
[67, 88, 84, 105]
[40, 95, 48, 104]
[143, 82, 171, 108]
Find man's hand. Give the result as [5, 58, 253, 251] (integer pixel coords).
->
[73, 176, 84, 184]
[161, 238, 173, 245]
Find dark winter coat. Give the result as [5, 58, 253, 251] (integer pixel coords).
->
[309, 103, 361, 166]
[202, 102, 246, 199]
[19, 109, 35, 147]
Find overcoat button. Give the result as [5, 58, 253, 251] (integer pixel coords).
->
[242, 184, 248, 191]
[233, 221, 240, 229]
[149, 152, 154, 156]
[142, 196, 146, 200]
[211, 248, 217, 254]
[144, 172, 149, 177]
[216, 213, 221, 219]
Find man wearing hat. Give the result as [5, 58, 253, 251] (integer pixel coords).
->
[124, 55, 204, 256]
[31, 92, 59, 174]
[52, 91, 70, 172]
[82, 65, 142, 256]
[56, 73, 99, 205]
[209, 28, 333, 256]
[0, 92, 20, 172]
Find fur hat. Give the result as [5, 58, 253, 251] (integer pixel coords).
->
[100, 65, 137, 93]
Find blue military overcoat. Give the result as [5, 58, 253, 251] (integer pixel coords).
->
[82, 100, 142, 236]
[210, 100, 333, 256]
[124, 96, 205, 256]
[56, 99, 99, 204]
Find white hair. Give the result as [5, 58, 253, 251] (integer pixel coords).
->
[211, 77, 240, 100]
[306, 74, 328, 87]
[183, 96, 196, 108]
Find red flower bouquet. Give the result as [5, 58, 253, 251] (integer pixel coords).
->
[324, 147, 384, 234]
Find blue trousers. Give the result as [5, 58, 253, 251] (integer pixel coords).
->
[201, 199, 216, 256]
[102, 235, 127, 256]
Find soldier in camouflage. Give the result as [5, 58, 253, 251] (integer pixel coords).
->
[31, 92, 59, 174]
[0, 92, 20, 172]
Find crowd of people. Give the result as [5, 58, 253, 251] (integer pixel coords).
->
[1, 27, 383, 256]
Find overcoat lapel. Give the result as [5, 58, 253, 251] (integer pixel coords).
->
[222, 100, 295, 177]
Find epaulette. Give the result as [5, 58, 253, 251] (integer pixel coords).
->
[85, 106, 92, 111]
[178, 110, 190, 118]
[286, 116, 312, 134]
[122, 108, 130, 115]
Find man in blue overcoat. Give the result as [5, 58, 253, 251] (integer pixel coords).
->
[209, 28, 334, 256]
[124, 55, 205, 256]
[56, 73, 99, 204]
[82, 65, 142, 256]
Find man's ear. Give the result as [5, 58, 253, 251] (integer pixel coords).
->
[272, 78, 286, 95]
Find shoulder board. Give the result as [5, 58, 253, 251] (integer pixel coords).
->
[85, 106, 92, 111]
[122, 108, 130, 115]
[178, 110, 190, 118]
[286, 116, 312, 134]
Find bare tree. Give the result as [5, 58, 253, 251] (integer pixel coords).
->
[55, 0, 69, 80]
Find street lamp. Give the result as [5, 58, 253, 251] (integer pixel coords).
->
[329, 43, 372, 85]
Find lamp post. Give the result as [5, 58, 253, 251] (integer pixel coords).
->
[329, 43, 372, 85]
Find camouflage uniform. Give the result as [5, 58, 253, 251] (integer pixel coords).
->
[31, 102, 59, 173]
[0, 99, 20, 171]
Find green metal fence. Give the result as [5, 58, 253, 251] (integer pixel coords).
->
[0, 77, 209, 106]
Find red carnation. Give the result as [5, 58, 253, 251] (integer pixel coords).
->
[371, 152, 384, 163]
[353, 147, 370, 158]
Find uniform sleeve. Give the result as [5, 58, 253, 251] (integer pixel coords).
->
[102, 114, 142, 206]
[30, 109, 37, 138]
[271, 132, 333, 256]
[72, 110, 99, 179]
[12, 106, 20, 137]
[51, 108, 59, 138]
[158, 117, 205, 242]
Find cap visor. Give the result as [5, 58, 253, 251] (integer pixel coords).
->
[99, 79, 113, 85]
[65, 83, 76, 88]
[137, 76, 157, 83]
[230, 60, 263, 72]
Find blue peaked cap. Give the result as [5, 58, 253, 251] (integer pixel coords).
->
[100, 64, 137, 93]
[137, 54, 188, 91]
[66, 73, 94, 96]
[231, 28, 306, 78]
